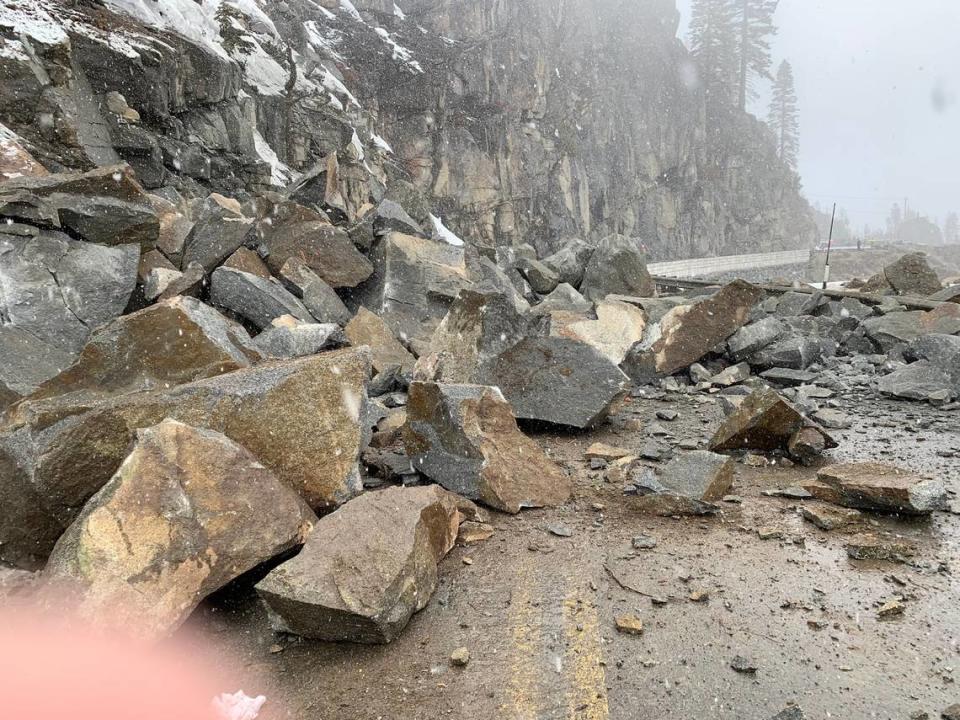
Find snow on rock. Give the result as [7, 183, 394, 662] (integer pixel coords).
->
[252, 129, 293, 186]
[0, 122, 47, 180]
[348, 130, 365, 162]
[338, 0, 363, 22]
[429, 214, 465, 247]
[0, 1, 68, 46]
[236, 37, 289, 96]
[373, 27, 423, 73]
[102, 0, 229, 58]
[304, 19, 345, 62]
[371, 133, 393, 153]
[393, 3, 406, 20]
[318, 66, 361, 108]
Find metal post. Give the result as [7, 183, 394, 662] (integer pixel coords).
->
[822, 202, 836, 289]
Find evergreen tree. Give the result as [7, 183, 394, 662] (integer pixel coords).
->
[733, 0, 778, 111]
[689, 0, 739, 108]
[768, 60, 799, 169]
[944, 212, 959, 244]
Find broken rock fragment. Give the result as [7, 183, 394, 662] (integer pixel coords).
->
[633, 450, 733, 515]
[484, 336, 630, 429]
[43, 420, 315, 640]
[404, 382, 570, 513]
[262, 220, 373, 288]
[278, 257, 352, 325]
[181, 193, 254, 271]
[558, 299, 647, 365]
[251, 318, 345, 359]
[816, 462, 946, 515]
[579, 233, 655, 301]
[625, 280, 764, 381]
[709, 388, 836, 458]
[256, 485, 461, 643]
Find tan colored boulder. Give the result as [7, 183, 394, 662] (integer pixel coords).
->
[404, 382, 570, 513]
[709, 388, 836, 457]
[0, 348, 370, 569]
[0, 123, 47, 181]
[256, 485, 460, 643]
[625, 280, 764, 381]
[262, 220, 373, 288]
[559, 299, 647, 365]
[42, 420, 315, 640]
[345, 307, 416, 374]
[21, 297, 260, 407]
[816, 462, 946, 515]
[223, 246, 271, 278]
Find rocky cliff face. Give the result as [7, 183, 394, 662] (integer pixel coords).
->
[0, 0, 815, 259]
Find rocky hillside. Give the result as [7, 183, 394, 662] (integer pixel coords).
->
[0, 0, 814, 258]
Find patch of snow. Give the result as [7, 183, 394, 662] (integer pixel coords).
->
[393, 3, 406, 20]
[371, 133, 393, 153]
[0, 3, 68, 46]
[304, 20, 344, 62]
[338, 0, 363, 22]
[252, 129, 292, 186]
[429, 214, 465, 247]
[0, 39, 29, 61]
[237, 37, 289, 96]
[226, 0, 278, 38]
[319, 66, 360, 108]
[373, 27, 423, 73]
[102, 0, 229, 59]
[348, 130, 365, 162]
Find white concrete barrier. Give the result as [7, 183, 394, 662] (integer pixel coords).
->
[648, 250, 810, 279]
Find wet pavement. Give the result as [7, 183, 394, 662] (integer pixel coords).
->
[183, 389, 960, 720]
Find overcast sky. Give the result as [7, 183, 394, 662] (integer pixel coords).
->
[675, 0, 959, 231]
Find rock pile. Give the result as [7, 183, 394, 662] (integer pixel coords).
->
[0, 151, 956, 647]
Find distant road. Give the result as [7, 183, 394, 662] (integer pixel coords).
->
[648, 250, 810, 279]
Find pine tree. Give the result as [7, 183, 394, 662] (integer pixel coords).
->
[689, 0, 739, 108]
[944, 212, 959, 244]
[768, 60, 799, 169]
[733, 0, 778, 111]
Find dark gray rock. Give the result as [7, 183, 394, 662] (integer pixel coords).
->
[251, 321, 346, 358]
[657, 450, 734, 500]
[727, 317, 786, 361]
[0, 327, 74, 396]
[181, 194, 254, 271]
[882, 252, 942, 296]
[210, 267, 313, 329]
[530, 283, 592, 316]
[579, 233, 654, 301]
[760, 368, 819, 386]
[278, 257, 352, 325]
[372, 199, 423, 237]
[0, 229, 139, 354]
[774, 291, 816, 317]
[263, 220, 373, 289]
[518, 258, 560, 294]
[710, 388, 836, 455]
[403, 382, 570, 513]
[862, 311, 927, 352]
[484, 336, 630, 429]
[750, 335, 825, 370]
[906, 334, 960, 389]
[878, 361, 955, 401]
[541, 238, 594, 287]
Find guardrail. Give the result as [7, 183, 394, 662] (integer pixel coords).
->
[648, 250, 810, 279]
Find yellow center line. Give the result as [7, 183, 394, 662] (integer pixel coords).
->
[562, 586, 610, 720]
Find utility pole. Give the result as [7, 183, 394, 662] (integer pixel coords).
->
[822, 202, 836, 290]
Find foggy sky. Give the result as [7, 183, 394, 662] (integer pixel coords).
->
[675, 0, 959, 232]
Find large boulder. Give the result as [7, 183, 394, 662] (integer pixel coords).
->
[210, 267, 314, 329]
[633, 450, 733, 515]
[404, 382, 570, 513]
[906, 334, 960, 389]
[625, 280, 764, 381]
[0, 165, 159, 248]
[557, 299, 647, 365]
[529, 283, 593, 316]
[816, 462, 946, 515]
[709, 388, 837, 456]
[354, 232, 474, 353]
[256, 485, 461, 643]
[0, 327, 74, 398]
[483, 336, 630, 429]
[878, 361, 955, 401]
[0, 348, 371, 569]
[180, 194, 254, 271]
[261, 220, 373, 288]
[541, 238, 595, 287]
[881, 253, 942, 296]
[414, 289, 546, 383]
[20, 297, 260, 407]
[42, 420, 315, 640]
[579, 234, 655, 301]
[0, 228, 139, 355]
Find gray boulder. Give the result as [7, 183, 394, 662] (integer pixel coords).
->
[210, 267, 313, 329]
[251, 319, 346, 359]
[518, 258, 560, 294]
[278, 257, 352, 325]
[181, 194, 254, 271]
[579, 233, 655, 301]
[530, 283, 593, 316]
[483, 336, 630, 429]
[727, 317, 786, 361]
[878, 361, 955, 401]
[541, 238, 594, 287]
